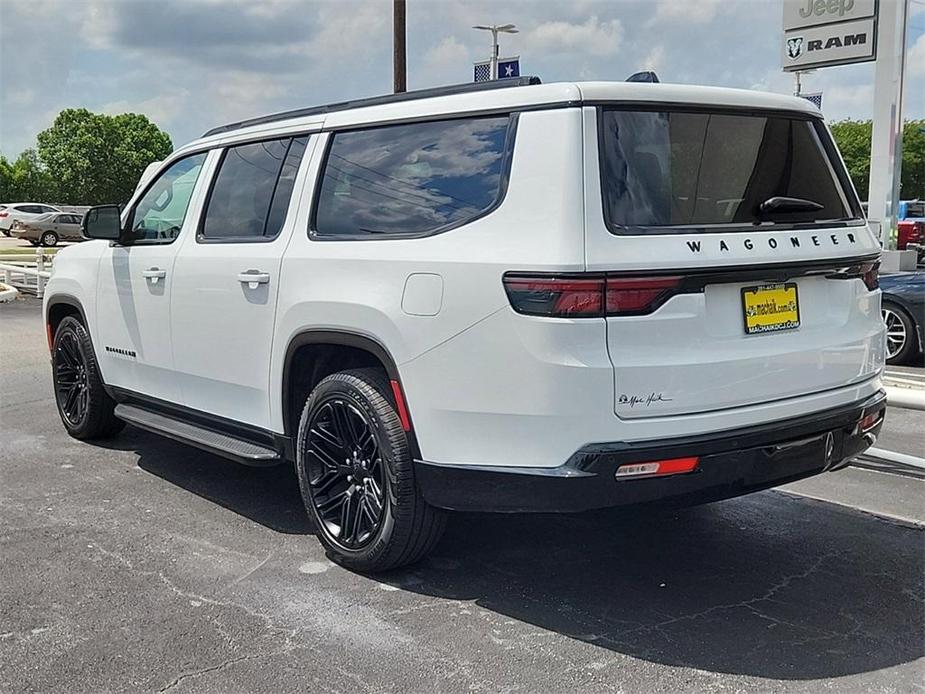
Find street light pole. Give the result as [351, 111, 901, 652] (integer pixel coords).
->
[472, 23, 518, 81]
[393, 0, 406, 93]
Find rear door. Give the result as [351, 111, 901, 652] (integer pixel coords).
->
[584, 106, 884, 420]
[170, 133, 316, 429]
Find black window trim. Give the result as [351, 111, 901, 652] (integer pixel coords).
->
[122, 150, 210, 247]
[594, 104, 866, 237]
[196, 134, 310, 245]
[308, 112, 520, 242]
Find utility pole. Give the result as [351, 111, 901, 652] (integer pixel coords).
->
[393, 0, 406, 93]
[472, 24, 518, 80]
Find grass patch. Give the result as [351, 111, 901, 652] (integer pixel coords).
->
[0, 246, 61, 255]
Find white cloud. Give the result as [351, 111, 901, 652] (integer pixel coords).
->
[524, 15, 623, 57]
[909, 33, 925, 77]
[652, 0, 723, 24]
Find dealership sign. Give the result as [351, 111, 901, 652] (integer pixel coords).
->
[782, 0, 877, 71]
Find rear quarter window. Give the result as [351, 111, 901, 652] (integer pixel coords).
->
[598, 108, 861, 234]
[312, 115, 514, 239]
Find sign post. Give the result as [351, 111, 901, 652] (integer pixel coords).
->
[867, 0, 908, 251]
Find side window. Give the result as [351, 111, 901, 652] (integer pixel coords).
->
[199, 136, 309, 241]
[312, 115, 512, 238]
[129, 153, 207, 244]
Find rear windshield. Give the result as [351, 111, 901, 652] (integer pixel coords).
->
[598, 109, 860, 234]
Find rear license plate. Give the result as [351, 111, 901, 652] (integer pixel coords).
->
[741, 283, 800, 335]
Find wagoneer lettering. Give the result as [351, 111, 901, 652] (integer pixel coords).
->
[44, 77, 886, 571]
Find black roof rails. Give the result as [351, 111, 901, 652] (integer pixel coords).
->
[626, 71, 660, 83]
[202, 76, 543, 137]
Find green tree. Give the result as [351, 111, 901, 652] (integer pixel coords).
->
[829, 119, 872, 200]
[901, 120, 925, 200]
[36, 108, 172, 205]
[0, 149, 58, 202]
[830, 119, 925, 201]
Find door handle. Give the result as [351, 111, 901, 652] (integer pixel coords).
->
[141, 267, 167, 284]
[237, 270, 270, 289]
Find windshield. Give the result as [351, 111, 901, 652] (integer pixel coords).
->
[599, 109, 860, 234]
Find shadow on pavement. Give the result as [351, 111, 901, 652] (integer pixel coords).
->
[101, 426, 312, 534]
[104, 426, 924, 681]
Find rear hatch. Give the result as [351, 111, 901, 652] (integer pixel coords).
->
[586, 104, 884, 419]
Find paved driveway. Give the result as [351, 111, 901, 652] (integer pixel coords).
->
[1, 296, 923, 693]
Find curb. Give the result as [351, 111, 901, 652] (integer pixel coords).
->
[885, 386, 925, 411]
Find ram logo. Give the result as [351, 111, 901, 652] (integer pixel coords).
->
[787, 36, 805, 60]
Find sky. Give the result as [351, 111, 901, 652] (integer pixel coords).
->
[1, 0, 923, 158]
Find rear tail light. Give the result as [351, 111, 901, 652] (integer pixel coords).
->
[861, 261, 879, 291]
[615, 456, 700, 480]
[503, 274, 683, 317]
[0, 212, 8, 218]
[605, 276, 682, 314]
[856, 410, 883, 434]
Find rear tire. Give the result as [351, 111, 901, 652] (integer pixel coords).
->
[1, 229, 10, 237]
[296, 368, 445, 572]
[52, 317, 124, 440]
[41, 231, 59, 247]
[882, 301, 917, 365]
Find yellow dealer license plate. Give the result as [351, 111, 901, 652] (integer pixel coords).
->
[741, 283, 800, 335]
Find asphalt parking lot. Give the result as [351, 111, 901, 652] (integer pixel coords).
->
[1, 296, 923, 693]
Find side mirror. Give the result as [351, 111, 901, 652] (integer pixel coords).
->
[82, 205, 122, 241]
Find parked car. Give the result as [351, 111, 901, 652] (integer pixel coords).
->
[880, 271, 925, 365]
[44, 77, 886, 571]
[0, 203, 61, 236]
[896, 219, 924, 262]
[12, 212, 84, 246]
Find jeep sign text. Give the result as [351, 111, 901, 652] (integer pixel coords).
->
[782, 0, 876, 30]
[782, 17, 876, 70]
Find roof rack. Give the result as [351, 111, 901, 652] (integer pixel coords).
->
[202, 76, 543, 137]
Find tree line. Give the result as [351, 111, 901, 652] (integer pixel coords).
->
[1, 109, 923, 207]
[829, 119, 924, 202]
[0, 109, 173, 206]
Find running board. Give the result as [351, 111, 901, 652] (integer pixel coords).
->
[114, 404, 281, 466]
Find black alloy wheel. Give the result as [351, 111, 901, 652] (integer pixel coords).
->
[296, 368, 446, 572]
[55, 328, 90, 427]
[51, 317, 124, 439]
[305, 397, 386, 549]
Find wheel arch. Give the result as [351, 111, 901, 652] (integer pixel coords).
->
[46, 294, 89, 346]
[281, 330, 420, 457]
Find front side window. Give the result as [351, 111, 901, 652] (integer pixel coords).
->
[599, 109, 859, 234]
[313, 116, 513, 238]
[199, 136, 309, 241]
[129, 153, 207, 244]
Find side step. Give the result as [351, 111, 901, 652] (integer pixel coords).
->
[114, 404, 281, 466]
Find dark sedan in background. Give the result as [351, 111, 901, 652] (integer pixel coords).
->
[880, 271, 925, 365]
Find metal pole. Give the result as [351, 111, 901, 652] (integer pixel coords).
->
[793, 71, 801, 96]
[490, 27, 499, 80]
[393, 0, 406, 93]
[868, 0, 908, 250]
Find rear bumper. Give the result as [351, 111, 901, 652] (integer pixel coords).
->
[415, 391, 886, 513]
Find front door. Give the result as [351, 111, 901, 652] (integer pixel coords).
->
[170, 134, 315, 429]
[94, 152, 211, 404]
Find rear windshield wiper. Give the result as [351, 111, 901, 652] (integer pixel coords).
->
[758, 196, 825, 215]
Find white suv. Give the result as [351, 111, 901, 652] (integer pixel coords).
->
[0, 203, 61, 235]
[44, 78, 886, 571]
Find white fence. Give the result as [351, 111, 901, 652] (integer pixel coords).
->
[0, 249, 54, 298]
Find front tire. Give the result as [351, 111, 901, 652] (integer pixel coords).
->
[41, 231, 59, 247]
[296, 368, 445, 572]
[52, 317, 124, 440]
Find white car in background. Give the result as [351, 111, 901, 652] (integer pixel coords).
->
[0, 203, 62, 236]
